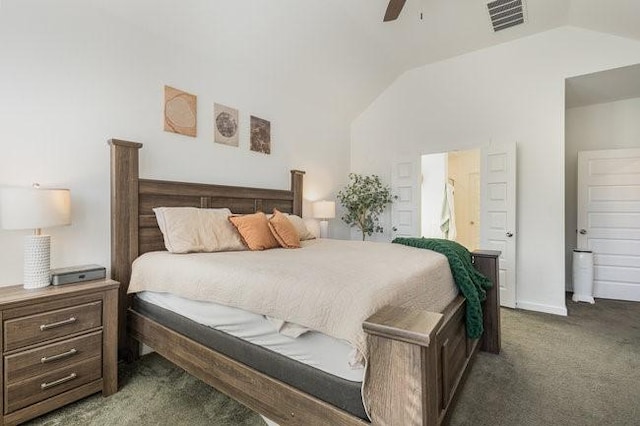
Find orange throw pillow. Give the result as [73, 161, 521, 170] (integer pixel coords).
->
[229, 212, 280, 251]
[269, 209, 301, 249]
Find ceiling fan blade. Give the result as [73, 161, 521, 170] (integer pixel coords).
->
[383, 0, 407, 22]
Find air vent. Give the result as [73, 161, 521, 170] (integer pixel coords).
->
[486, 0, 526, 32]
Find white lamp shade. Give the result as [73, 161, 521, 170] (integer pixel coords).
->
[312, 200, 336, 220]
[0, 187, 71, 231]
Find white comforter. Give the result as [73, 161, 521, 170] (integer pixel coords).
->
[128, 238, 457, 362]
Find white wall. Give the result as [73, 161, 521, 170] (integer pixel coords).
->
[564, 97, 640, 288]
[421, 153, 446, 238]
[0, 1, 352, 285]
[352, 27, 640, 315]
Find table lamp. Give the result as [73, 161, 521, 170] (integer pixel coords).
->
[312, 200, 335, 239]
[0, 185, 71, 289]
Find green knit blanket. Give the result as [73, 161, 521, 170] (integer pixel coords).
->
[392, 237, 492, 339]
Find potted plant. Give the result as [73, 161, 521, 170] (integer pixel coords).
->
[337, 173, 394, 241]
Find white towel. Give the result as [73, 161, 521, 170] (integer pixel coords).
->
[440, 182, 457, 240]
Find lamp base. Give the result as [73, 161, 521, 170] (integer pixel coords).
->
[319, 220, 329, 239]
[23, 235, 51, 289]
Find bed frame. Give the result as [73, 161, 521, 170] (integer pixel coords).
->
[109, 139, 501, 426]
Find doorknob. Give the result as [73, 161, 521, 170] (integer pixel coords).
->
[579, 229, 587, 235]
[506, 232, 513, 237]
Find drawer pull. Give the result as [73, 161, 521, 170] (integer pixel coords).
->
[40, 372, 77, 390]
[41, 348, 78, 364]
[40, 316, 77, 331]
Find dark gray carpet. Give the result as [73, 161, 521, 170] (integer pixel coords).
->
[450, 298, 640, 426]
[26, 297, 639, 425]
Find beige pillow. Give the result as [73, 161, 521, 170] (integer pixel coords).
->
[268, 210, 301, 249]
[153, 207, 245, 254]
[229, 212, 280, 251]
[285, 214, 316, 240]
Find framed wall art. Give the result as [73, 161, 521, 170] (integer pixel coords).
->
[214, 103, 239, 147]
[250, 115, 271, 155]
[164, 85, 197, 137]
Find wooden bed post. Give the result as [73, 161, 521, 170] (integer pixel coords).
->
[109, 139, 143, 357]
[363, 307, 443, 426]
[472, 250, 501, 354]
[290, 170, 305, 217]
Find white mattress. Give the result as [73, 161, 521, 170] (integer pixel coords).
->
[137, 291, 365, 382]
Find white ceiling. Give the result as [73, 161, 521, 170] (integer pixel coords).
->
[80, 0, 640, 117]
[568, 0, 640, 42]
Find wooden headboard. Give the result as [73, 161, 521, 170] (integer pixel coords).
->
[109, 139, 304, 352]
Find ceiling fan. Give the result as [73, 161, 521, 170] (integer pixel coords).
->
[383, 0, 407, 22]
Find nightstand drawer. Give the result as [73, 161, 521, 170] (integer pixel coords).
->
[5, 356, 102, 414]
[4, 301, 102, 352]
[4, 331, 102, 384]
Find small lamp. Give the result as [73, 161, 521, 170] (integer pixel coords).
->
[0, 185, 71, 289]
[312, 200, 335, 239]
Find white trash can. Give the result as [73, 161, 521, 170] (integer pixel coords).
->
[572, 249, 595, 304]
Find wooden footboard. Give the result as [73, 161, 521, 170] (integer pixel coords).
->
[110, 140, 502, 425]
[362, 251, 500, 426]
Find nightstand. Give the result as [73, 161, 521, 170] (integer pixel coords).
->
[0, 279, 119, 425]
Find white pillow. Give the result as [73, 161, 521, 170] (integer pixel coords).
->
[153, 207, 245, 253]
[284, 214, 316, 241]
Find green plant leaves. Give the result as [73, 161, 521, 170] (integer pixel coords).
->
[336, 173, 394, 240]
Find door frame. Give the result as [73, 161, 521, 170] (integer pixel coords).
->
[418, 142, 517, 308]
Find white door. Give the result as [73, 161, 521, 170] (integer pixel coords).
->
[469, 171, 481, 250]
[391, 159, 421, 239]
[577, 148, 640, 301]
[481, 142, 517, 308]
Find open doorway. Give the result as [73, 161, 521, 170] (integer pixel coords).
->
[421, 148, 480, 251]
[415, 144, 516, 308]
[565, 63, 640, 301]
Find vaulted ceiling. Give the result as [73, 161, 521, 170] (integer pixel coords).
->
[72, 0, 640, 118]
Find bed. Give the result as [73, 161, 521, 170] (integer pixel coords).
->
[109, 139, 501, 426]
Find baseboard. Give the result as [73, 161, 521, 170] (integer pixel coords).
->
[516, 300, 567, 316]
